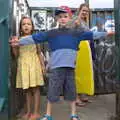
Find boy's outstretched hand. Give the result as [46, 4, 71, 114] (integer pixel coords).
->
[107, 31, 115, 36]
[9, 36, 19, 47]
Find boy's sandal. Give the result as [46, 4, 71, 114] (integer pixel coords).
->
[39, 114, 53, 120]
[70, 115, 80, 120]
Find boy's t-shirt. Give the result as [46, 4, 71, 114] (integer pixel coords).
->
[19, 28, 106, 69]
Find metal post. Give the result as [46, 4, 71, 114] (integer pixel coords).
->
[0, 0, 10, 112]
[114, 0, 120, 120]
[85, 0, 89, 4]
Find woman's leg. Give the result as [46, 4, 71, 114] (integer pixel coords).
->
[76, 95, 86, 107]
[80, 94, 92, 103]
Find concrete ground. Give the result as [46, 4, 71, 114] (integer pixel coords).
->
[0, 94, 116, 120]
[40, 94, 116, 120]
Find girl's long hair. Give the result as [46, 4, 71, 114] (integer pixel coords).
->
[78, 3, 89, 22]
[19, 16, 34, 37]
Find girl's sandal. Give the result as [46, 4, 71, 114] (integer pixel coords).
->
[70, 115, 80, 120]
[39, 114, 53, 120]
[22, 113, 31, 120]
[29, 114, 40, 120]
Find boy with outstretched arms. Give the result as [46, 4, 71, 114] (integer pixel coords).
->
[10, 6, 114, 120]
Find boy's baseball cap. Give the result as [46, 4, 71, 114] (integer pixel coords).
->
[55, 6, 72, 17]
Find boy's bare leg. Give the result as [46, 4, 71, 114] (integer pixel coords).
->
[70, 101, 79, 120]
[41, 101, 52, 120]
[46, 101, 52, 115]
[70, 101, 77, 115]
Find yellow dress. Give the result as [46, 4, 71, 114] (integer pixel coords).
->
[16, 44, 44, 89]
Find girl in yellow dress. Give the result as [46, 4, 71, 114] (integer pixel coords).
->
[12, 16, 45, 120]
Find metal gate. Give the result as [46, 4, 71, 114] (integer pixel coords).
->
[89, 9, 120, 94]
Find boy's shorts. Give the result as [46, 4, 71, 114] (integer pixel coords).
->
[47, 67, 76, 102]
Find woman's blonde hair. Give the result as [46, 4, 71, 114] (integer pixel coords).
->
[77, 3, 90, 22]
[78, 3, 89, 13]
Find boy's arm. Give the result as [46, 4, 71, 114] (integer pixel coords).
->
[79, 31, 114, 41]
[78, 31, 93, 41]
[19, 35, 34, 45]
[93, 32, 107, 40]
[19, 32, 48, 45]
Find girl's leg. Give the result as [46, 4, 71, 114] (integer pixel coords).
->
[33, 87, 40, 115]
[26, 89, 32, 114]
[29, 87, 40, 120]
[22, 89, 32, 119]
